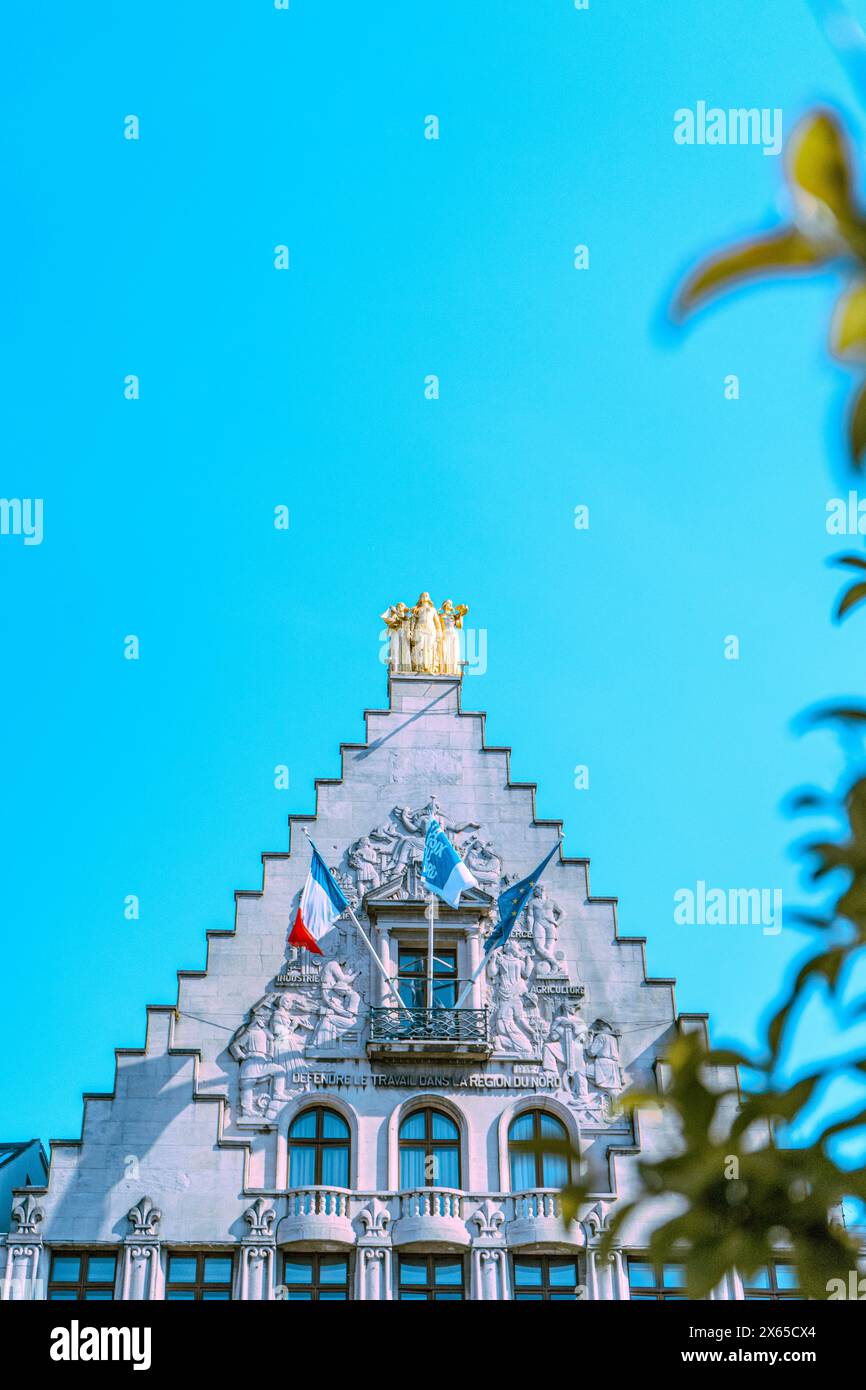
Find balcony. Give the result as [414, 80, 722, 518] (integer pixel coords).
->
[367, 1007, 491, 1061]
[275, 1187, 355, 1249]
[391, 1189, 471, 1250]
[506, 1189, 586, 1250]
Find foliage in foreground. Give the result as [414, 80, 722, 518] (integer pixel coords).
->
[532, 109, 866, 1300]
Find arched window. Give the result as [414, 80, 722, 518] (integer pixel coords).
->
[287, 1107, 350, 1187]
[508, 1110, 569, 1190]
[398, 1108, 461, 1189]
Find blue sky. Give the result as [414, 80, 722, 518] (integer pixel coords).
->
[3, 0, 866, 1153]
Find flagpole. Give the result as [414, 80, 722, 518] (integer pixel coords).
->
[301, 828, 408, 1015]
[426, 890, 436, 1010]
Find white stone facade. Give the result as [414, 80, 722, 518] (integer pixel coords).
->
[0, 674, 768, 1300]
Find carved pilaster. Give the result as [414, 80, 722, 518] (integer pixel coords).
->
[357, 1198, 392, 1300]
[2, 1195, 45, 1300]
[121, 1196, 162, 1300]
[241, 1198, 277, 1300]
[1, 1243, 43, 1300]
[470, 1198, 507, 1300]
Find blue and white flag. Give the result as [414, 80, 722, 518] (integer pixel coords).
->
[421, 819, 478, 908]
[484, 840, 561, 955]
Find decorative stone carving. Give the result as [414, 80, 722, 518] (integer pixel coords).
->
[542, 1003, 591, 1101]
[471, 1198, 505, 1240]
[313, 959, 362, 1046]
[358, 1197, 391, 1240]
[10, 1194, 43, 1236]
[461, 835, 502, 891]
[127, 1195, 161, 1237]
[486, 938, 540, 1054]
[352, 799, 480, 901]
[230, 935, 368, 1123]
[244, 1197, 276, 1238]
[525, 885, 567, 979]
[587, 1019, 624, 1094]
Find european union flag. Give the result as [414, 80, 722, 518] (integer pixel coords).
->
[484, 840, 561, 955]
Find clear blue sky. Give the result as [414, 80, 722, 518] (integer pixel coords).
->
[3, 0, 866, 1154]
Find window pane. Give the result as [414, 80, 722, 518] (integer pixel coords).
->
[434, 1261, 462, 1286]
[541, 1151, 568, 1188]
[321, 1111, 349, 1140]
[509, 1113, 534, 1143]
[540, 1113, 566, 1139]
[548, 1259, 578, 1288]
[201, 1291, 232, 1301]
[431, 1112, 458, 1141]
[166, 1291, 196, 1301]
[433, 1147, 460, 1188]
[319, 1290, 348, 1300]
[775, 1264, 799, 1290]
[433, 979, 457, 1008]
[510, 1148, 537, 1191]
[319, 1258, 348, 1286]
[628, 1261, 655, 1289]
[84, 1291, 114, 1301]
[288, 1146, 316, 1187]
[288, 1111, 317, 1139]
[399, 1291, 427, 1300]
[86, 1256, 116, 1283]
[284, 1258, 313, 1285]
[49, 1291, 77, 1300]
[432, 950, 457, 976]
[320, 1146, 349, 1187]
[51, 1256, 81, 1282]
[398, 950, 425, 975]
[168, 1257, 198, 1284]
[286, 1290, 313, 1300]
[399, 1260, 428, 1287]
[399, 1147, 427, 1188]
[204, 1257, 232, 1284]
[515, 1292, 543, 1301]
[434, 1291, 463, 1300]
[663, 1264, 686, 1289]
[399, 1112, 426, 1141]
[514, 1259, 543, 1287]
[743, 1266, 771, 1290]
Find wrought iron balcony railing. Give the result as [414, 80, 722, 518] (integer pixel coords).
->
[368, 1006, 489, 1046]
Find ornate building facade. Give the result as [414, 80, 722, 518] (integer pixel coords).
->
[0, 668, 808, 1301]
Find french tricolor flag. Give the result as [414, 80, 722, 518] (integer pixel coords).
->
[288, 839, 349, 955]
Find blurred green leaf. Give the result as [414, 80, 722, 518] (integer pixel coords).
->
[674, 229, 825, 318]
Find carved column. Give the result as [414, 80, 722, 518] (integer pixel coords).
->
[121, 1197, 162, 1300]
[470, 1199, 508, 1300]
[241, 1198, 277, 1300]
[2, 1195, 45, 1301]
[356, 1198, 392, 1300]
[377, 933, 393, 1007]
[466, 926, 484, 1009]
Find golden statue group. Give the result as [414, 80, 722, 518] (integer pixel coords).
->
[381, 591, 469, 675]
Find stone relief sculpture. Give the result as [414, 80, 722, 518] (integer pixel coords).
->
[230, 942, 366, 1121]
[525, 885, 566, 978]
[461, 835, 502, 891]
[486, 938, 539, 1053]
[313, 959, 362, 1046]
[349, 799, 480, 901]
[542, 1003, 591, 1102]
[587, 1020, 624, 1093]
[380, 592, 469, 675]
